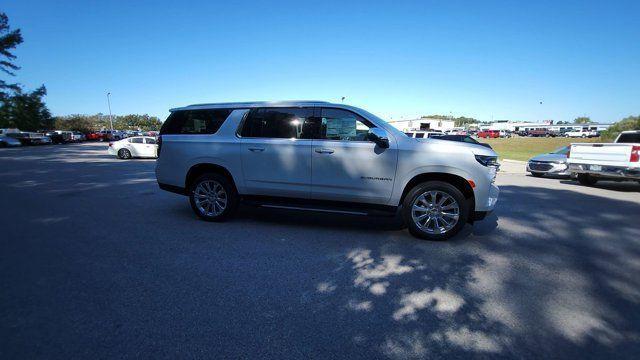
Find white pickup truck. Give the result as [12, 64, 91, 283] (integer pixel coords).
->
[567, 130, 640, 185]
[564, 129, 598, 138]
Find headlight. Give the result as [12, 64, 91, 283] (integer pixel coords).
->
[475, 155, 499, 167]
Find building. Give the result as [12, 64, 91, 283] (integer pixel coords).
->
[388, 118, 456, 132]
[479, 121, 611, 133]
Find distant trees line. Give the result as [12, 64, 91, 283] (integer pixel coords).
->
[53, 114, 163, 133]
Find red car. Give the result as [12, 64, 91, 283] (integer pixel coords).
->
[477, 130, 500, 138]
[85, 132, 102, 141]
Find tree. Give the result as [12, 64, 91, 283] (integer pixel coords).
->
[53, 113, 163, 132]
[0, 12, 23, 98]
[0, 85, 53, 130]
[600, 115, 640, 141]
[573, 116, 592, 124]
[0, 12, 53, 131]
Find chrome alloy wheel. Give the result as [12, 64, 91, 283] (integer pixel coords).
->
[193, 180, 227, 217]
[411, 190, 460, 235]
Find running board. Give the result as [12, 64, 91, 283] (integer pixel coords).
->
[240, 195, 398, 217]
[260, 204, 368, 216]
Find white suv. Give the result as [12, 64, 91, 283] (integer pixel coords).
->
[155, 101, 499, 240]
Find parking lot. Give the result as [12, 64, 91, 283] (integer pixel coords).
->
[1, 142, 640, 358]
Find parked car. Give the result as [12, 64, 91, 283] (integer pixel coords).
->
[498, 130, 512, 138]
[98, 130, 123, 141]
[155, 101, 500, 241]
[526, 129, 557, 137]
[0, 128, 21, 135]
[7, 132, 51, 145]
[43, 131, 66, 144]
[107, 136, 158, 159]
[0, 134, 22, 147]
[565, 129, 598, 138]
[432, 134, 492, 149]
[568, 130, 640, 185]
[85, 132, 102, 141]
[526, 146, 571, 177]
[477, 130, 500, 139]
[71, 131, 86, 142]
[403, 130, 444, 139]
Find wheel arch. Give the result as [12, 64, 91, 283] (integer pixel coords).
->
[185, 163, 237, 193]
[399, 172, 475, 215]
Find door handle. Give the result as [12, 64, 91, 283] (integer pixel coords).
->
[315, 148, 334, 154]
[248, 147, 265, 152]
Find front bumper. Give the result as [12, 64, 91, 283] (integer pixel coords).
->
[526, 161, 570, 175]
[568, 163, 640, 180]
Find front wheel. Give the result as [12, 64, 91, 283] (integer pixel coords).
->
[577, 173, 598, 186]
[189, 173, 238, 222]
[401, 181, 469, 241]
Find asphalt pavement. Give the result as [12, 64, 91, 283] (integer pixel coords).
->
[1, 142, 640, 359]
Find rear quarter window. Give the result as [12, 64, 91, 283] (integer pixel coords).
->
[617, 133, 640, 143]
[160, 109, 233, 135]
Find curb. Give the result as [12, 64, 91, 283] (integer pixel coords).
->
[501, 159, 526, 164]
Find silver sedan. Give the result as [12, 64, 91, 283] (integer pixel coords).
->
[526, 146, 571, 177]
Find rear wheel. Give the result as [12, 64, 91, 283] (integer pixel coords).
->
[530, 172, 544, 178]
[117, 148, 131, 159]
[402, 181, 469, 241]
[577, 173, 598, 186]
[189, 173, 238, 222]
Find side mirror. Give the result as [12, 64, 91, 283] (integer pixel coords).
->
[368, 128, 390, 148]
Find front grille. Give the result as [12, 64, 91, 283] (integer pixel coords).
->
[528, 161, 554, 171]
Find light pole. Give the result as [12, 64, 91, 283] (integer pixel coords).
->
[107, 92, 114, 130]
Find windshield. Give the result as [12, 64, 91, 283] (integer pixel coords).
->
[551, 146, 569, 155]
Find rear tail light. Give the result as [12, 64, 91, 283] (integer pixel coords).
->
[108, 142, 113, 147]
[631, 146, 640, 162]
[567, 148, 571, 159]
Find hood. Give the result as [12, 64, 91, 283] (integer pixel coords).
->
[416, 137, 498, 157]
[529, 153, 567, 162]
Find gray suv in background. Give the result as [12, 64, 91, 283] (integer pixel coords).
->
[155, 101, 499, 240]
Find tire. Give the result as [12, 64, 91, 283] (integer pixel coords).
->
[530, 172, 544, 178]
[577, 173, 598, 186]
[401, 181, 470, 241]
[117, 148, 131, 159]
[189, 173, 238, 222]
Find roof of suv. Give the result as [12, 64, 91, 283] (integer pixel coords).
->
[171, 100, 335, 111]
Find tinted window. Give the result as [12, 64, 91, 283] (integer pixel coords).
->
[320, 108, 373, 141]
[130, 137, 143, 143]
[145, 137, 156, 144]
[404, 132, 414, 137]
[617, 133, 640, 143]
[160, 109, 233, 135]
[415, 133, 425, 138]
[240, 108, 314, 139]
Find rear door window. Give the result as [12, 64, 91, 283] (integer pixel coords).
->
[240, 108, 314, 139]
[145, 137, 157, 144]
[160, 109, 233, 135]
[617, 133, 640, 143]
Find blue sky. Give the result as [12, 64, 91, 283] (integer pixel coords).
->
[3, 0, 639, 123]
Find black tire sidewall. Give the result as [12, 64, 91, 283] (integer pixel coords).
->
[189, 173, 238, 222]
[118, 149, 131, 159]
[401, 181, 470, 241]
[530, 172, 544, 177]
[577, 173, 598, 186]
